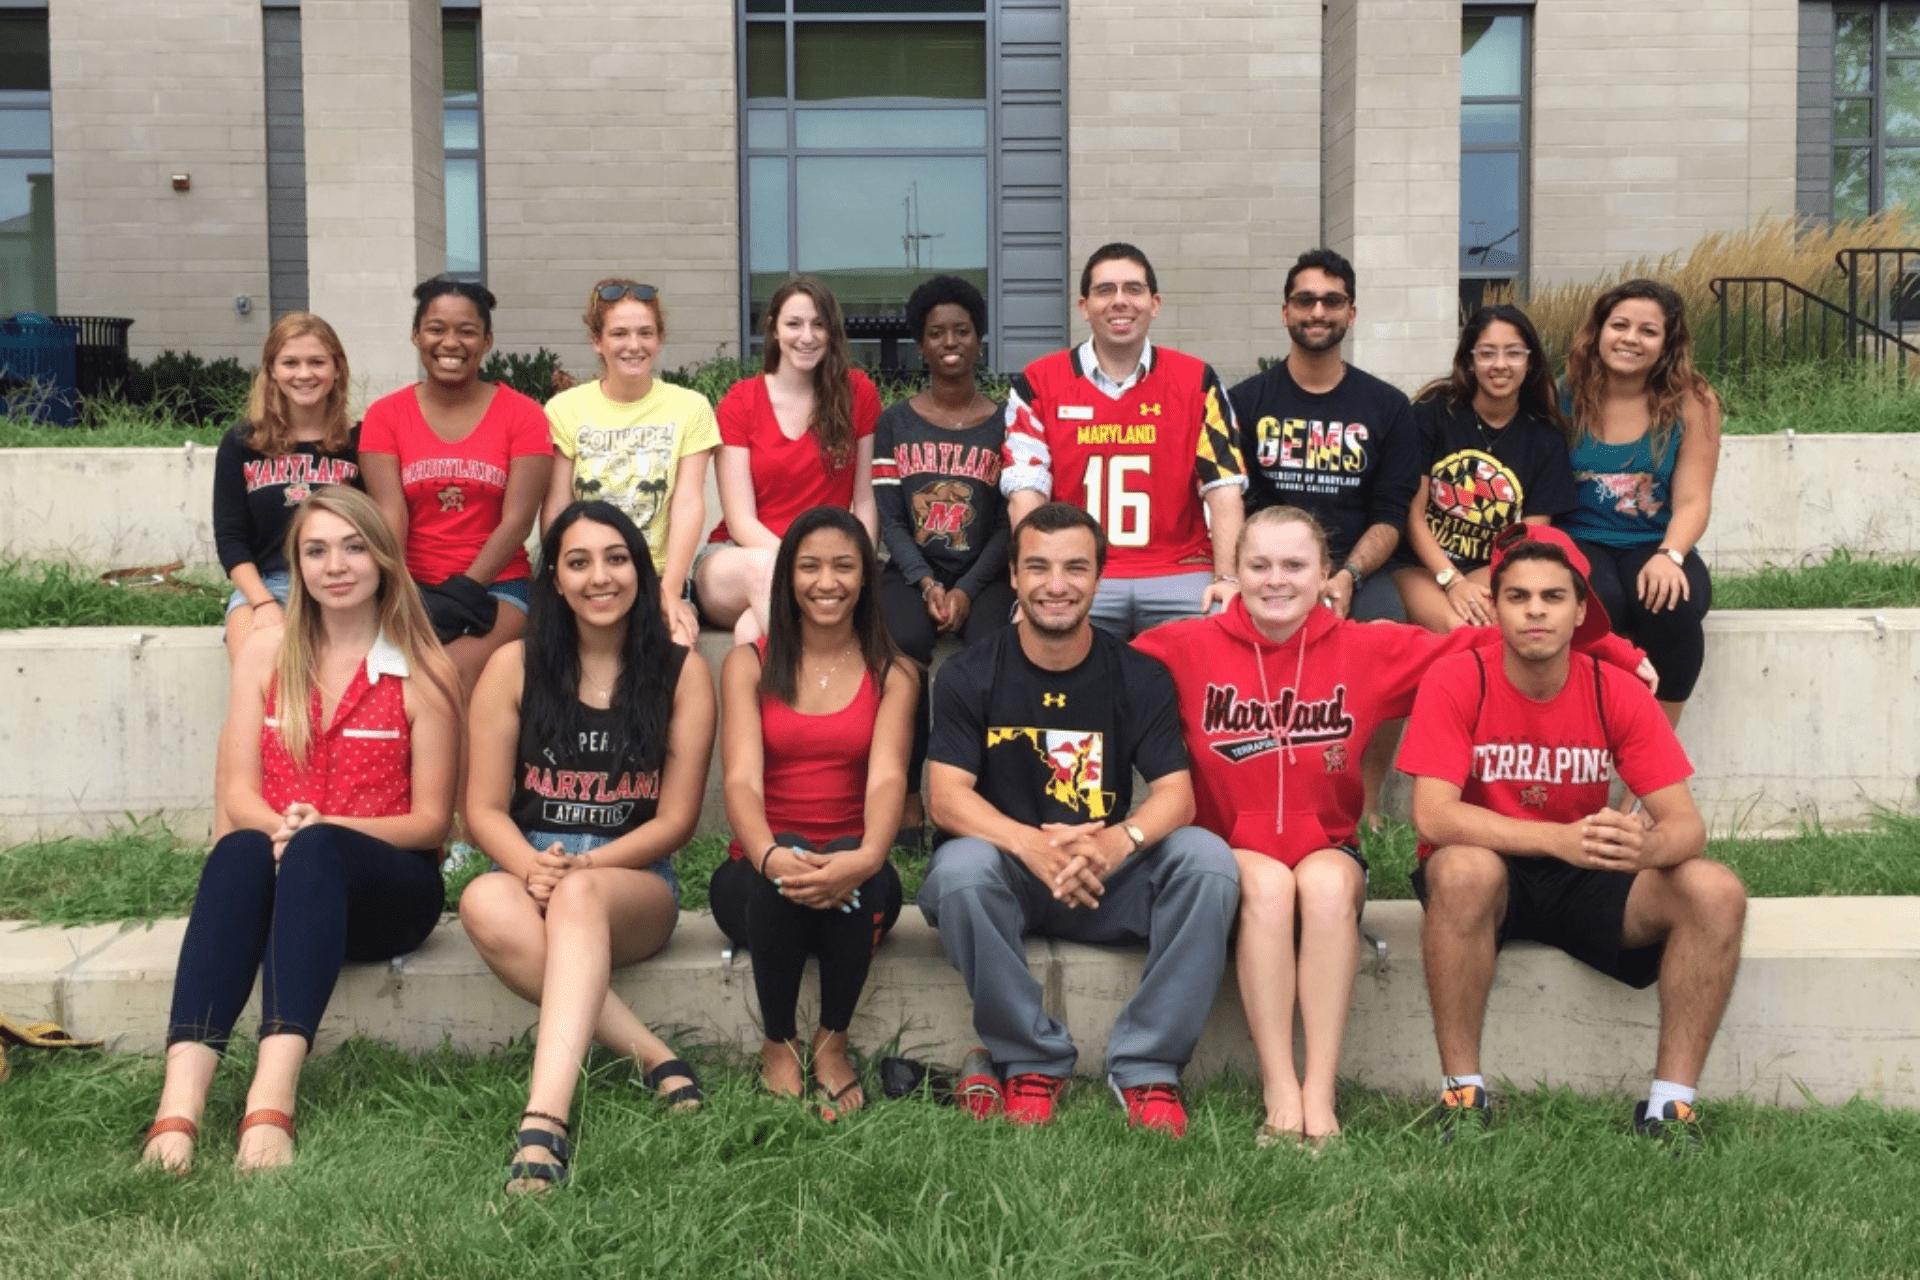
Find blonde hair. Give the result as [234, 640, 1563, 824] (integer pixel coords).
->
[1237, 505, 1331, 570]
[274, 487, 456, 767]
[244, 313, 353, 457]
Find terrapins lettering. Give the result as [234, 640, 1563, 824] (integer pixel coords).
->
[1470, 742, 1614, 786]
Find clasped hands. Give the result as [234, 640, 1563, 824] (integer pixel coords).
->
[269, 802, 323, 862]
[1015, 821, 1125, 909]
[763, 846, 871, 912]
[1561, 806, 1659, 873]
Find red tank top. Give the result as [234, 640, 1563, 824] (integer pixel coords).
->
[728, 641, 881, 859]
[260, 643, 413, 818]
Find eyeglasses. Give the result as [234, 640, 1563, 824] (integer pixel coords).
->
[1089, 280, 1153, 300]
[597, 283, 659, 303]
[1471, 346, 1530, 365]
[1287, 291, 1351, 311]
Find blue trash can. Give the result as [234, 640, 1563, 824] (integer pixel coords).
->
[0, 311, 81, 426]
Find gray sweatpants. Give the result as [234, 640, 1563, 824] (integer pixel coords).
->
[917, 829, 1239, 1087]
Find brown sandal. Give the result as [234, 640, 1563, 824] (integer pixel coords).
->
[235, 1109, 297, 1171]
[141, 1116, 200, 1172]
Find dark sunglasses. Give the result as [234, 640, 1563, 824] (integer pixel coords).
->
[597, 283, 658, 303]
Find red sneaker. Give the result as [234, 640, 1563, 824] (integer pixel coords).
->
[955, 1048, 1002, 1121]
[1002, 1073, 1066, 1126]
[1114, 1080, 1188, 1138]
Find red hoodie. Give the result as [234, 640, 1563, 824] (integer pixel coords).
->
[1133, 597, 1645, 866]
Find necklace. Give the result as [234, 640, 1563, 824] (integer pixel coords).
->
[809, 645, 859, 690]
[925, 390, 983, 429]
[581, 665, 619, 702]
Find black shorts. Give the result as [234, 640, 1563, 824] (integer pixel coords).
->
[1411, 855, 1663, 989]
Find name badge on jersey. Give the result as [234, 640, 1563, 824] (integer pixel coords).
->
[1057, 405, 1094, 421]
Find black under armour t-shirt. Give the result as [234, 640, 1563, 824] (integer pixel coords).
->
[928, 624, 1187, 828]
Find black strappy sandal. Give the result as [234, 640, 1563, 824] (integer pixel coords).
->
[643, 1057, 705, 1110]
[505, 1110, 571, 1195]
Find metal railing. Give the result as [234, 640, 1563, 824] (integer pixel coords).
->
[1710, 263, 1920, 369]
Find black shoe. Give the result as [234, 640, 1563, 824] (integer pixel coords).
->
[1436, 1083, 1490, 1144]
[1633, 1099, 1703, 1152]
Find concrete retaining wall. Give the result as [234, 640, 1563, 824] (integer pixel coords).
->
[2, 611, 1915, 843]
[2, 434, 1915, 572]
[6, 897, 1916, 1108]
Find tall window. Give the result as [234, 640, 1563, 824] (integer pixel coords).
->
[1460, 9, 1527, 308]
[444, 11, 484, 281]
[0, 12, 52, 314]
[1832, 3, 1920, 219]
[741, 0, 991, 365]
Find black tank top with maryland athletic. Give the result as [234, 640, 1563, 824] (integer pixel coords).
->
[507, 648, 686, 837]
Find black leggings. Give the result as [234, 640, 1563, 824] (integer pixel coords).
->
[1574, 539, 1713, 703]
[708, 839, 903, 1043]
[166, 826, 443, 1053]
[877, 563, 1016, 785]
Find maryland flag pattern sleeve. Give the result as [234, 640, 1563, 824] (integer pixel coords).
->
[1000, 347, 1246, 578]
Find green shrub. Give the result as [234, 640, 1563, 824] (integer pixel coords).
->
[114, 350, 255, 426]
[479, 347, 570, 401]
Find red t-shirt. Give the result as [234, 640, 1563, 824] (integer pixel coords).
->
[358, 384, 551, 584]
[726, 641, 881, 860]
[1396, 643, 1693, 859]
[709, 370, 881, 544]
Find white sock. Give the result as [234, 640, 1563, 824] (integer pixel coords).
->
[1646, 1079, 1696, 1116]
[1443, 1073, 1486, 1097]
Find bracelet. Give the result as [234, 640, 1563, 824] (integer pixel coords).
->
[757, 842, 779, 877]
[250, 599, 276, 611]
[919, 579, 937, 600]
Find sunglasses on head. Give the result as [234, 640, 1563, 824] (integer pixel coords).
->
[597, 283, 658, 303]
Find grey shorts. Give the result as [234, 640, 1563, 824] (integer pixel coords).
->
[1090, 570, 1215, 639]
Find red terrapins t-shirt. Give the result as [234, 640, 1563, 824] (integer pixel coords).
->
[1397, 643, 1693, 859]
[358, 384, 552, 584]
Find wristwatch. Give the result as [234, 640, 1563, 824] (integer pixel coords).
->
[1435, 568, 1458, 589]
[1122, 823, 1147, 853]
[1657, 546, 1685, 567]
[1342, 562, 1366, 589]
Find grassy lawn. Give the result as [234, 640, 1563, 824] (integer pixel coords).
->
[6, 816, 1917, 930]
[0, 1041, 1914, 1278]
[1718, 359, 1920, 436]
[1715, 549, 1920, 610]
[0, 560, 228, 629]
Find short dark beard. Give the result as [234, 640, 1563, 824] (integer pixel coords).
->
[1286, 319, 1348, 353]
[1021, 599, 1090, 640]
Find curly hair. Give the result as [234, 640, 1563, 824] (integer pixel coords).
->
[905, 274, 989, 343]
[1565, 279, 1717, 460]
[411, 275, 497, 335]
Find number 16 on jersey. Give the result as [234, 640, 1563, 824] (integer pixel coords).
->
[1082, 455, 1152, 547]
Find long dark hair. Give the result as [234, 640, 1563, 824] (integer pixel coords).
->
[760, 506, 898, 705]
[761, 276, 856, 469]
[1420, 304, 1572, 447]
[523, 501, 678, 772]
[1566, 278, 1718, 460]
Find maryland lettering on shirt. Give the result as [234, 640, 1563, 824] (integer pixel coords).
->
[242, 455, 360, 492]
[400, 457, 508, 488]
[1470, 742, 1615, 787]
[882, 440, 1001, 484]
[1075, 423, 1157, 446]
[520, 762, 662, 829]
[1201, 683, 1355, 760]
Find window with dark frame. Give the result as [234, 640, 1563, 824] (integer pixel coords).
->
[1460, 7, 1527, 316]
[444, 11, 485, 282]
[0, 11, 53, 314]
[741, 0, 991, 368]
[1832, 3, 1920, 220]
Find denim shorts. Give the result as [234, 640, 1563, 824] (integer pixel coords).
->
[508, 828, 682, 908]
[224, 570, 291, 618]
[489, 578, 531, 614]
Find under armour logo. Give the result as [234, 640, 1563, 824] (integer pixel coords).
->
[1139, 402, 1161, 416]
[1042, 693, 1066, 708]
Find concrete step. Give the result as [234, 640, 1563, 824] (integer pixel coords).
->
[4, 610, 1916, 842]
[8, 434, 1915, 573]
[4, 897, 1916, 1108]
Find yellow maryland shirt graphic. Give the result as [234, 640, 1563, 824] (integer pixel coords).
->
[986, 727, 1113, 820]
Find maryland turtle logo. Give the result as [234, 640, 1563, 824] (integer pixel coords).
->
[283, 481, 311, 506]
[912, 480, 975, 551]
[438, 484, 465, 512]
[1519, 784, 1549, 810]
[1323, 742, 1348, 774]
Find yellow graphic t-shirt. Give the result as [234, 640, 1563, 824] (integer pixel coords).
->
[546, 380, 721, 573]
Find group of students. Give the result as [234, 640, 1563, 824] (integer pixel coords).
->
[143, 243, 1746, 1187]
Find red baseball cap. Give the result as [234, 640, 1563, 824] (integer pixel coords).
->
[1488, 524, 1613, 648]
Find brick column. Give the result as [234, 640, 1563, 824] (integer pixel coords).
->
[1320, 0, 1458, 392]
[301, 0, 445, 410]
